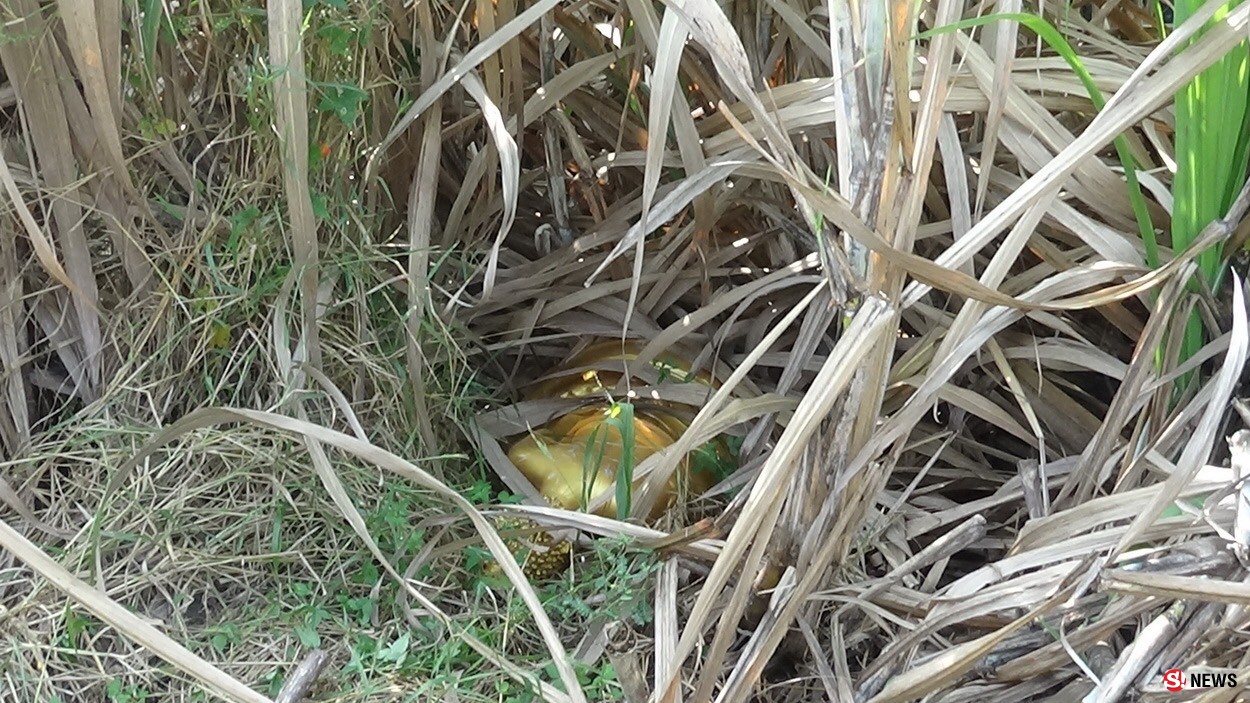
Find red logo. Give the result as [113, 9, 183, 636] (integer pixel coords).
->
[1162, 668, 1238, 692]
[1164, 669, 1185, 692]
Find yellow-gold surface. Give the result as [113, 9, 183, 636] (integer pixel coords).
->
[493, 340, 727, 581]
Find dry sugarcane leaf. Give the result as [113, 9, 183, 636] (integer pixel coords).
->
[1111, 278, 1249, 559]
[865, 560, 1090, 703]
[462, 67, 519, 301]
[630, 284, 826, 519]
[657, 296, 896, 703]
[403, 2, 444, 453]
[1101, 570, 1250, 605]
[267, 0, 321, 367]
[366, 0, 563, 177]
[0, 0, 103, 393]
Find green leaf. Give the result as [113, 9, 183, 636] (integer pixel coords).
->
[375, 632, 411, 665]
[609, 402, 636, 521]
[1168, 0, 1249, 385]
[581, 423, 611, 511]
[139, 0, 165, 79]
[316, 83, 368, 126]
[227, 206, 262, 248]
[293, 622, 321, 648]
[310, 190, 330, 221]
[317, 24, 356, 56]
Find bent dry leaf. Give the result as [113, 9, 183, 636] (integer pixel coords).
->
[366, 0, 562, 180]
[0, 520, 272, 703]
[461, 68, 520, 301]
[106, 408, 587, 703]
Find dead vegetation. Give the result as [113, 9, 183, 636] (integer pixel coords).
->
[2, 0, 1250, 701]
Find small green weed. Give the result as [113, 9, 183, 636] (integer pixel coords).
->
[105, 680, 150, 703]
[543, 535, 660, 626]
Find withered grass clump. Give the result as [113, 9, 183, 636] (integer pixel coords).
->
[2, 1, 1250, 702]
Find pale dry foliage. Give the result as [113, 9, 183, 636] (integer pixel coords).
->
[2, 0, 1250, 702]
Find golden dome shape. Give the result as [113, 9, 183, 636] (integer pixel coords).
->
[496, 338, 730, 580]
[507, 405, 716, 521]
[523, 340, 717, 401]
